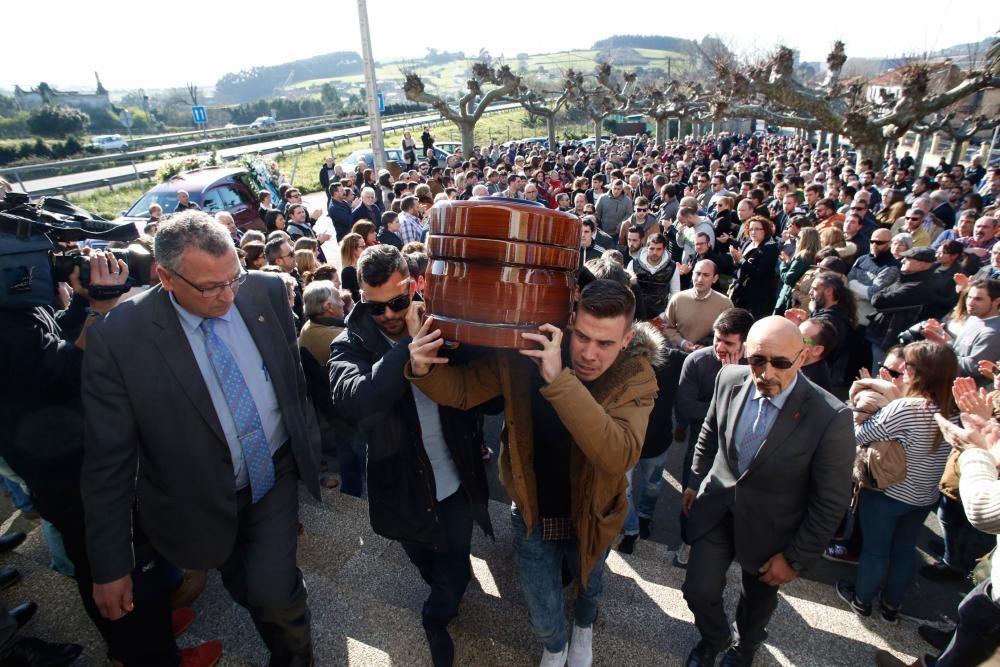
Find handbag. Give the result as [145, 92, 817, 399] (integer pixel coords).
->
[853, 439, 907, 489]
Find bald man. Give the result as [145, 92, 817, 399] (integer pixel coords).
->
[680, 317, 854, 666]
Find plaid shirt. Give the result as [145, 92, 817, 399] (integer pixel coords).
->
[399, 212, 424, 245]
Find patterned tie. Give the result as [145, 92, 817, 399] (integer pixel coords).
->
[200, 318, 275, 502]
[738, 397, 773, 475]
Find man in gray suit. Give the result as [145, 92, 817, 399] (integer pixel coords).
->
[82, 211, 321, 666]
[680, 317, 854, 667]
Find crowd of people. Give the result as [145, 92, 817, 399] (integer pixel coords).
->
[1, 128, 1000, 667]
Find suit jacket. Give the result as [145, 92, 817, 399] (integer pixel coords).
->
[687, 365, 854, 572]
[81, 273, 321, 584]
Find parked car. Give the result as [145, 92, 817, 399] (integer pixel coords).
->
[91, 134, 129, 151]
[434, 141, 461, 155]
[249, 116, 277, 130]
[116, 167, 264, 232]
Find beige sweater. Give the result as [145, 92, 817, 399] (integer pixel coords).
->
[959, 448, 1000, 601]
[661, 288, 733, 349]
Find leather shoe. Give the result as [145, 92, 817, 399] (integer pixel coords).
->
[170, 569, 207, 609]
[180, 640, 222, 667]
[720, 642, 759, 667]
[0, 566, 22, 592]
[10, 601, 37, 629]
[686, 640, 720, 666]
[5, 636, 83, 667]
[917, 623, 954, 651]
[0, 531, 26, 554]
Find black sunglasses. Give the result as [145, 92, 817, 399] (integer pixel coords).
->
[871, 240, 889, 246]
[362, 283, 411, 315]
[879, 363, 904, 379]
[747, 349, 802, 370]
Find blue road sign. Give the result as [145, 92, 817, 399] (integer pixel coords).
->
[191, 105, 207, 124]
[377, 92, 384, 114]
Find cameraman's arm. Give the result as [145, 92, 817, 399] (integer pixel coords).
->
[70, 252, 129, 351]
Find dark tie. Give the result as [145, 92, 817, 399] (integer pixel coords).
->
[200, 318, 275, 502]
[738, 397, 773, 475]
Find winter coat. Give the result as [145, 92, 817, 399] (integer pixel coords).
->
[406, 322, 661, 582]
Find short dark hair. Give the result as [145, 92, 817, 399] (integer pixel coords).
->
[357, 244, 409, 288]
[646, 232, 667, 247]
[581, 216, 597, 232]
[627, 224, 643, 237]
[578, 278, 636, 323]
[381, 211, 398, 226]
[405, 251, 430, 278]
[805, 318, 837, 359]
[400, 195, 418, 213]
[713, 308, 754, 341]
[264, 237, 288, 263]
[969, 278, 1000, 301]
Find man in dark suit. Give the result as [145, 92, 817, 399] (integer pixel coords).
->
[81, 211, 321, 667]
[680, 316, 854, 666]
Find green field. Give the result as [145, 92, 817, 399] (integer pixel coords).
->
[286, 47, 691, 97]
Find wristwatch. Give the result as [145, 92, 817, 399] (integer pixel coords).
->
[85, 307, 103, 319]
[785, 555, 804, 572]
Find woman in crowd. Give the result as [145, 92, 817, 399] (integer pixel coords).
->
[242, 241, 267, 270]
[351, 187, 382, 227]
[339, 232, 365, 303]
[295, 248, 320, 281]
[774, 226, 820, 315]
[877, 189, 908, 227]
[377, 170, 395, 211]
[264, 209, 287, 234]
[712, 196, 740, 253]
[351, 221, 378, 247]
[728, 215, 780, 321]
[836, 341, 959, 622]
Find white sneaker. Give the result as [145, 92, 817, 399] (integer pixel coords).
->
[673, 544, 690, 566]
[538, 645, 568, 667]
[567, 624, 593, 667]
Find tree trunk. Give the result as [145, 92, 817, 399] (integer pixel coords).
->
[459, 121, 475, 158]
[818, 130, 828, 151]
[829, 133, 840, 157]
[711, 119, 718, 135]
[593, 118, 602, 146]
[544, 115, 557, 151]
[913, 133, 928, 171]
[949, 139, 966, 167]
[854, 141, 885, 172]
[654, 116, 668, 146]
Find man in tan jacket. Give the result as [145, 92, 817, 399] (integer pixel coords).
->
[407, 280, 659, 667]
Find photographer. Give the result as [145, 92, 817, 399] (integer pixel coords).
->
[0, 248, 200, 666]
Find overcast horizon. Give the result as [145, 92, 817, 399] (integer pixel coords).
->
[4, 2, 996, 92]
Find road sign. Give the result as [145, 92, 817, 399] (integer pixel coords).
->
[377, 92, 384, 114]
[191, 105, 207, 124]
[119, 109, 132, 129]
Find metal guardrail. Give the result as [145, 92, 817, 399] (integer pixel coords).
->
[0, 107, 455, 181]
[23, 104, 520, 198]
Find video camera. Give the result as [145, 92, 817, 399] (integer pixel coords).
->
[0, 191, 153, 310]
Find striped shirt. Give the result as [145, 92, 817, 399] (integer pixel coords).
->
[855, 398, 956, 507]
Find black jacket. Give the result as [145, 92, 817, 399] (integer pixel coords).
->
[328, 305, 494, 550]
[730, 241, 780, 320]
[867, 269, 955, 349]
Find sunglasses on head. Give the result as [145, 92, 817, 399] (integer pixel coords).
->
[747, 350, 801, 370]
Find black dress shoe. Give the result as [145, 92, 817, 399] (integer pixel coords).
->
[0, 532, 26, 554]
[638, 517, 652, 539]
[918, 623, 954, 651]
[5, 636, 83, 667]
[0, 567, 22, 592]
[686, 641, 721, 666]
[10, 601, 37, 629]
[720, 642, 759, 667]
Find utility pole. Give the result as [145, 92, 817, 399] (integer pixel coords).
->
[356, 0, 385, 172]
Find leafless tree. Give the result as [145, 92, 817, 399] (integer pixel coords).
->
[512, 81, 569, 151]
[402, 59, 520, 156]
[564, 63, 639, 145]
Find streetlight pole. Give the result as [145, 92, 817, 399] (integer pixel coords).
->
[356, 0, 385, 172]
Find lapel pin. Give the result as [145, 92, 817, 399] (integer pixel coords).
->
[793, 412, 800, 420]
[258, 315, 265, 322]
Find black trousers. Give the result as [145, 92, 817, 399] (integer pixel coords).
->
[400, 489, 474, 631]
[936, 578, 1000, 667]
[220, 445, 312, 666]
[682, 513, 780, 651]
[28, 471, 178, 667]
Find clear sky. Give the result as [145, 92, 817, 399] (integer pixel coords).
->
[5, 1, 996, 92]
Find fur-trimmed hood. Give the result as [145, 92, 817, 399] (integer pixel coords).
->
[625, 320, 667, 368]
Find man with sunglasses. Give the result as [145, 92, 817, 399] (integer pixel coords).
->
[328, 246, 493, 667]
[681, 316, 854, 667]
[848, 228, 901, 327]
[81, 211, 321, 667]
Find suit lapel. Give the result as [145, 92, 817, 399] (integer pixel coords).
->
[148, 287, 227, 445]
[742, 377, 809, 477]
[725, 375, 754, 469]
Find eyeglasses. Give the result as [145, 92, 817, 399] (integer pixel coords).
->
[636, 207, 648, 212]
[802, 337, 819, 347]
[362, 281, 411, 315]
[746, 348, 803, 370]
[879, 363, 904, 379]
[173, 268, 247, 298]
[871, 240, 890, 246]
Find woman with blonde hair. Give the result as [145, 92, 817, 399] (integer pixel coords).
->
[339, 232, 365, 302]
[295, 248, 320, 281]
[774, 226, 821, 315]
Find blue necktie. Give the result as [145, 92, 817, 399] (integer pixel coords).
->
[738, 397, 772, 475]
[200, 318, 275, 502]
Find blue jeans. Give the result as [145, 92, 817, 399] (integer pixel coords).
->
[622, 450, 670, 535]
[938, 495, 995, 573]
[854, 489, 935, 608]
[511, 508, 608, 653]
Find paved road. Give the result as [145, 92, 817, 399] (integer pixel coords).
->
[17, 111, 449, 196]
